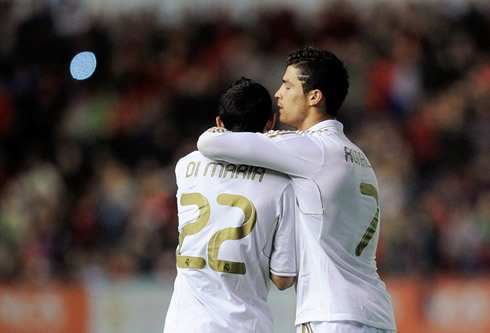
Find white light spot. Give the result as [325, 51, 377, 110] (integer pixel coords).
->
[70, 51, 97, 80]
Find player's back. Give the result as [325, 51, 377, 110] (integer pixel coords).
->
[164, 151, 296, 333]
[293, 122, 396, 330]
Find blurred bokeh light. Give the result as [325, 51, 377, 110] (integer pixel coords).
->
[70, 51, 97, 80]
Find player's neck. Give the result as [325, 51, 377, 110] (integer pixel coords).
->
[298, 110, 331, 131]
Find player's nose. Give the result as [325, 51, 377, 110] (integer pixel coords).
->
[274, 89, 281, 99]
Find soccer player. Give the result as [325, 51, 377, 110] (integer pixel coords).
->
[198, 48, 397, 332]
[163, 78, 297, 333]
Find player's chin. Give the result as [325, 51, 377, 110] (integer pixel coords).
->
[278, 112, 287, 122]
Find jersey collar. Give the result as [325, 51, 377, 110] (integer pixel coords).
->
[307, 119, 344, 132]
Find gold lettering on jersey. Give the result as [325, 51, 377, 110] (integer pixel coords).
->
[185, 161, 201, 177]
[204, 162, 225, 177]
[344, 147, 372, 168]
[223, 164, 237, 178]
[250, 167, 265, 182]
[184, 161, 265, 182]
[235, 164, 250, 179]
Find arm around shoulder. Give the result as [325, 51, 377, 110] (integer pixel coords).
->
[198, 128, 322, 178]
[196, 127, 228, 160]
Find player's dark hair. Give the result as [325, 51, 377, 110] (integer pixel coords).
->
[286, 47, 349, 118]
[218, 77, 272, 132]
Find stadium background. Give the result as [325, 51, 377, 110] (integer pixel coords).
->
[0, 0, 489, 332]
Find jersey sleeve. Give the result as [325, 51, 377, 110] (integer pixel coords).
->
[269, 183, 297, 277]
[197, 127, 323, 179]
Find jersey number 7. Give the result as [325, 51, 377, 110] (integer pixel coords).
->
[176, 192, 257, 274]
[355, 182, 380, 256]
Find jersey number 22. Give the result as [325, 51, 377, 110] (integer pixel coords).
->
[176, 192, 257, 274]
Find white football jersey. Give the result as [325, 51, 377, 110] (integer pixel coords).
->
[198, 120, 397, 331]
[164, 151, 296, 333]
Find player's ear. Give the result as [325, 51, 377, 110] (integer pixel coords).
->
[308, 89, 323, 106]
[216, 116, 225, 128]
[264, 112, 277, 132]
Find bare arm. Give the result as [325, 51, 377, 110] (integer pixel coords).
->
[271, 275, 295, 290]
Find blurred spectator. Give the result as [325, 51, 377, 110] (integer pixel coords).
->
[0, 0, 489, 283]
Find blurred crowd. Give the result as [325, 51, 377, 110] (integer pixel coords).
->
[0, 0, 489, 284]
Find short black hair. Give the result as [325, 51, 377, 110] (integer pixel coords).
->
[286, 47, 349, 118]
[218, 77, 272, 132]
